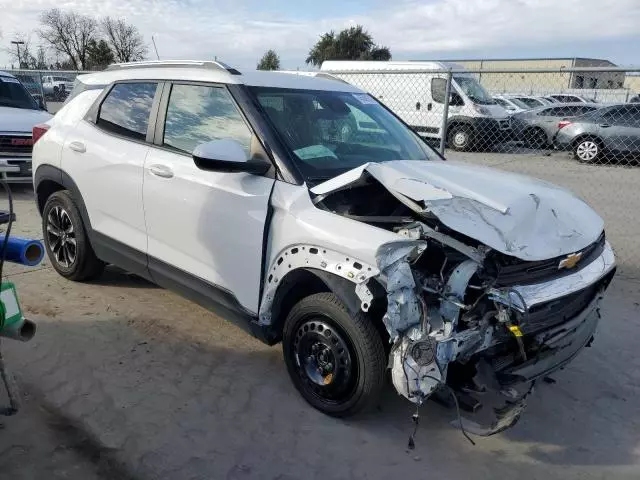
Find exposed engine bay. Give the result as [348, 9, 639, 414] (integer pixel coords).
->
[312, 166, 616, 435]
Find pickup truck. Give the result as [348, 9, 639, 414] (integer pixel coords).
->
[0, 71, 51, 182]
[42, 75, 74, 101]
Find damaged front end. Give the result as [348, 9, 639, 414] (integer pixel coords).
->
[378, 225, 614, 435]
[311, 161, 616, 435]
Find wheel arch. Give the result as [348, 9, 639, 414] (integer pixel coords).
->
[34, 165, 92, 229]
[571, 133, 604, 149]
[266, 267, 387, 344]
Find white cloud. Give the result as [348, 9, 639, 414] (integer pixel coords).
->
[1, 0, 639, 69]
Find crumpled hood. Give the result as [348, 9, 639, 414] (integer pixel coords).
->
[311, 160, 604, 261]
[0, 106, 52, 133]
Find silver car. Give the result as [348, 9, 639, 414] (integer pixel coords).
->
[511, 103, 600, 148]
[555, 104, 640, 162]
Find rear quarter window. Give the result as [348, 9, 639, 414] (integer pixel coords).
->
[96, 82, 158, 141]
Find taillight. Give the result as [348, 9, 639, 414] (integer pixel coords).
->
[32, 124, 50, 144]
[558, 120, 572, 130]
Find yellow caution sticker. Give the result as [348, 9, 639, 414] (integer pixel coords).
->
[323, 373, 333, 385]
[509, 325, 524, 337]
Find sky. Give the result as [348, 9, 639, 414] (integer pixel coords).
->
[1, 0, 639, 70]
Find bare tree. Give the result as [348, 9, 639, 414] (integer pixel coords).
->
[38, 9, 97, 70]
[101, 17, 147, 63]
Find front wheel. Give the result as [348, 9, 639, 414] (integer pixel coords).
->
[282, 293, 386, 417]
[42, 190, 104, 281]
[525, 127, 548, 149]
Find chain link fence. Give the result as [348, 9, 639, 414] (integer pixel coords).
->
[323, 66, 640, 278]
[4, 66, 640, 278]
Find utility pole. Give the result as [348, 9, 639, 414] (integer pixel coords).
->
[11, 40, 25, 68]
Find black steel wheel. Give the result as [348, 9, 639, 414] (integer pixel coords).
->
[282, 293, 386, 417]
[42, 190, 104, 281]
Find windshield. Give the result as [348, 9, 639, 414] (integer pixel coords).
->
[510, 98, 530, 109]
[55, 77, 71, 82]
[0, 76, 38, 110]
[250, 87, 436, 181]
[453, 76, 495, 105]
[515, 97, 543, 108]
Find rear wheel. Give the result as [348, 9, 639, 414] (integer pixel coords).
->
[282, 293, 386, 417]
[573, 137, 602, 163]
[42, 191, 104, 281]
[448, 125, 474, 151]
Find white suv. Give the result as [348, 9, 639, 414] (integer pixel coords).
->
[32, 61, 616, 433]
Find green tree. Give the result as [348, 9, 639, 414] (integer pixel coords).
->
[257, 49, 281, 70]
[87, 39, 115, 70]
[306, 25, 391, 67]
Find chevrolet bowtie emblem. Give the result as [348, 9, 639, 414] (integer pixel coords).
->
[558, 252, 583, 270]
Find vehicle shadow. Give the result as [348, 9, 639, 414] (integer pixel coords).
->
[87, 265, 159, 289]
[5, 272, 639, 479]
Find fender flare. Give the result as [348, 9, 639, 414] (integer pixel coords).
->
[34, 165, 92, 230]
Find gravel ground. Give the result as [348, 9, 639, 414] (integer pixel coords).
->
[1, 153, 639, 479]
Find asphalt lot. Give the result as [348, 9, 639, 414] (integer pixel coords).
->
[1, 152, 639, 479]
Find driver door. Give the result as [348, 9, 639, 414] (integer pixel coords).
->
[143, 82, 275, 314]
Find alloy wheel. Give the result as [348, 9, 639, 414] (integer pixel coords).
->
[46, 206, 77, 268]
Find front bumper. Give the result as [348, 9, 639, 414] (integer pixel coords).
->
[0, 158, 33, 183]
[470, 117, 512, 142]
[451, 242, 615, 434]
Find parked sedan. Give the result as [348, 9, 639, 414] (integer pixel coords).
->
[493, 95, 530, 114]
[512, 103, 600, 148]
[506, 95, 553, 109]
[548, 94, 596, 104]
[555, 104, 640, 162]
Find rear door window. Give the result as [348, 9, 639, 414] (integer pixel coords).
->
[97, 82, 158, 141]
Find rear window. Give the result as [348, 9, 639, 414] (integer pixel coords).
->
[0, 75, 38, 110]
[97, 82, 158, 141]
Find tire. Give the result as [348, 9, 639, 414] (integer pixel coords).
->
[448, 124, 474, 151]
[524, 127, 548, 149]
[282, 292, 386, 417]
[42, 190, 104, 281]
[573, 137, 602, 163]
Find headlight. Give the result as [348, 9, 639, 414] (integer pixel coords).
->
[473, 105, 491, 116]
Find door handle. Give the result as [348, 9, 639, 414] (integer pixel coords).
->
[148, 164, 174, 179]
[68, 141, 86, 153]
[599, 124, 611, 128]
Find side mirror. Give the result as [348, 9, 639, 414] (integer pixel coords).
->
[450, 92, 464, 106]
[192, 139, 271, 175]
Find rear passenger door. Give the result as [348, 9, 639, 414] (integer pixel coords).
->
[142, 82, 274, 314]
[61, 81, 160, 274]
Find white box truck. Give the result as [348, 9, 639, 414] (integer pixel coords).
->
[320, 61, 511, 151]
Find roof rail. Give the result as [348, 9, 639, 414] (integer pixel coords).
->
[106, 60, 242, 75]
